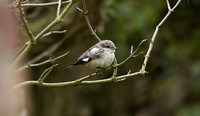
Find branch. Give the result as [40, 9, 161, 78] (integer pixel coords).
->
[114, 39, 147, 67]
[166, 0, 171, 10]
[141, 0, 181, 72]
[111, 58, 118, 80]
[29, 23, 83, 64]
[41, 30, 67, 39]
[14, 70, 141, 89]
[76, 0, 101, 42]
[14, 0, 182, 89]
[17, 0, 35, 44]
[38, 64, 58, 84]
[57, 0, 62, 17]
[21, 1, 70, 7]
[13, 0, 78, 66]
[16, 51, 69, 72]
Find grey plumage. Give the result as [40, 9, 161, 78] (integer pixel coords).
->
[57, 40, 117, 71]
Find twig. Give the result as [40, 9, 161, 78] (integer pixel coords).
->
[14, 70, 141, 89]
[132, 51, 144, 58]
[13, 0, 78, 66]
[57, 0, 62, 17]
[166, 0, 171, 10]
[17, 0, 35, 44]
[114, 39, 147, 67]
[75, 73, 97, 83]
[21, 1, 70, 7]
[29, 23, 83, 64]
[141, 0, 181, 73]
[16, 51, 69, 72]
[14, 0, 182, 89]
[111, 58, 118, 81]
[38, 64, 58, 84]
[76, 0, 101, 42]
[41, 30, 67, 39]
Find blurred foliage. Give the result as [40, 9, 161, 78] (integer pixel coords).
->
[20, 0, 200, 115]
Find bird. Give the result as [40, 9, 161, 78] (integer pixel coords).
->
[57, 40, 117, 71]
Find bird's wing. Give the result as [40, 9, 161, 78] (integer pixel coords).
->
[74, 47, 103, 65]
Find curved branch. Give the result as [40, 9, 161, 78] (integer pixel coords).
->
[77, 0, 101, 42]
[57, 0, 62, 17]
[13, 0, 78, 66]
[17, 0, 35, 43]
[41, 30, 67, 39]
[20, 1, 70, 7]
[38, 64, 58, 83]
[16, 51, 69, 72]
[141, 0, 181, 72]
[29, 23, 83, 64]
[14, 0, 182, 89]
[14, 71, 142, 89]
[114, 39, 147, 67]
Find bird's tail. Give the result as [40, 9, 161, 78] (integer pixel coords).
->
[55, 64, 74, 71]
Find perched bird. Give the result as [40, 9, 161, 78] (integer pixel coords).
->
[57, 40, 117, 71]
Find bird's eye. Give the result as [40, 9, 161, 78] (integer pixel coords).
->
[106, 46, 110, 48]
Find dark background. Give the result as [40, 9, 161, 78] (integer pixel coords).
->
[19, 0, 200, 116]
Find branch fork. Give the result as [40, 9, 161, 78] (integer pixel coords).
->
[14, 0, 182, 89]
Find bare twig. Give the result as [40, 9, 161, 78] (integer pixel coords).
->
[21, 1, 70, 7]
[13, 0, 78, 66]
[14, 0, 182, 89]
[114, 39, 147, 67]
[16, 51, 69, 72]
[57, 0, 62, 17]
[41, 30, 67, 39]
[75, 73, 97, 83]
[111, 58, 118, 80]
[17, 0, 35, 44]
[38, 64, 58, 84]
[29, 23, 83, 64]
[132, 51, 144, 58]
[76, 0, 101, 42]
[166, 0, 171, 10]
[15, 72, 141, 89]
[127, 70, 131, 75]
[141, 0, 181, 73]
[14, 71, 142, 89]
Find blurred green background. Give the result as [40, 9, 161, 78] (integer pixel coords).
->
[21, 0, 200, 116]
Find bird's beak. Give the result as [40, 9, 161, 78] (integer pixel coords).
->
[114, 47, 118, 50]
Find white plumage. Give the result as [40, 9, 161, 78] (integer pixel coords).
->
[57, 40, 117, 70]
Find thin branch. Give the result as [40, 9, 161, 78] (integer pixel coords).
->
[29, 23, 83, 64]
[16, 51, 69, 72]
[75, 73, 97, 83]
[141, 0, 181, 73]
[111, 58, 118, 80]
[38, 64, 58, 83]
[114, 39, 147, 67]
[57, 0, 62, 17]
[21, 1, 70, 7]
[17, 0, 35, 44]
[166, 0, 171, 10]
[76, 0, 101, 42]
[41, 30, 67, 39]
[14, 0, 182, 89]
[133, 39, 147, 54]
[14, 70, 142, 89]
[132, 51, 144, 58]
[172, 0, 182, 11]
[13, 0, 78, 66]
